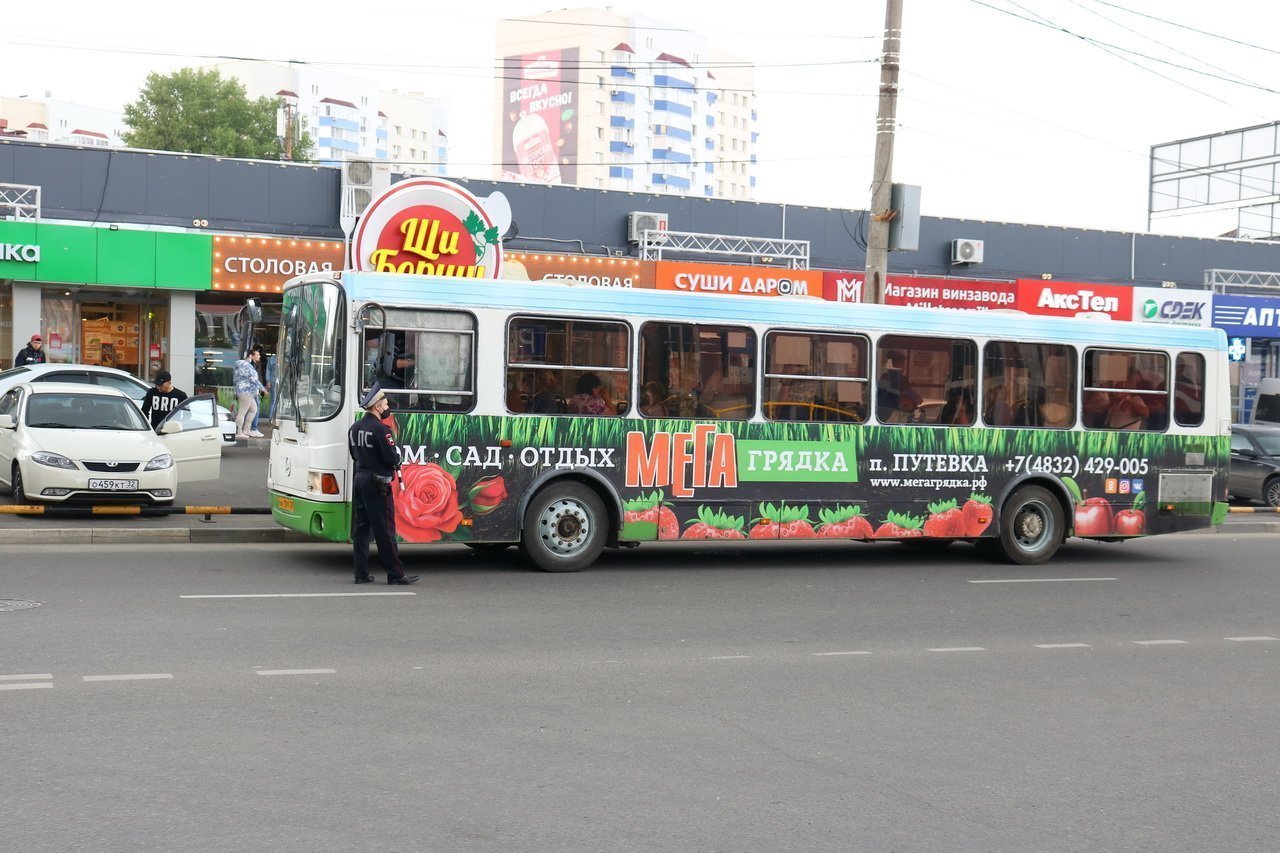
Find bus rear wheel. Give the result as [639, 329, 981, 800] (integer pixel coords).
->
[520, 482, 608, 572]
[994, 485, 1063, 565]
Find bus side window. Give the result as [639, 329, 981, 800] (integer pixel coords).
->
[507, 317, 630, 417]
[983, 341, 1076, 429]
[763, 330, 867, 423]
[639, 322, 755, 420]
[1173, 352, 1205, 427]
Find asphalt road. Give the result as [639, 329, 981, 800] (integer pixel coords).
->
[3, 535, 1279, 851]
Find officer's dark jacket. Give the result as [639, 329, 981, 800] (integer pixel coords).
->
[348, 412, 399, 478]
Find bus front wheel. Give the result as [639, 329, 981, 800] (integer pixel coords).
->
[995, 485, 1063, 565]
[520, 482, 608, 572]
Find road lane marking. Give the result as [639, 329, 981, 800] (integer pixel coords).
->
[181, 593, 416, 599]
[83, 674, 173, 682]
[928, 647, 987, 652]
[1225, 636, 1279, 642]
[0, 683, 52, 691]
[708, 655, 752, 660]
[255, 668, 337, 676]
[0, 673, 52, 681]
[813, 651, 873, 656]
[1034, 643, 1092, 649]
[1134, 640, 1188, 645]
[969, 578, 1116, 584]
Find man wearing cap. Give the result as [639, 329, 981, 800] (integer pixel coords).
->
[347, 386, 419, 585]
[141, 371, 188, 429]
[14, 334, 46, 366]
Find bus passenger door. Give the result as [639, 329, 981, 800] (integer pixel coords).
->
[157, 395, 224, 483]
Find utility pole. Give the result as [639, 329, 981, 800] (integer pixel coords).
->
[278, 99, 296, 161]
[864, 0, 903, 304]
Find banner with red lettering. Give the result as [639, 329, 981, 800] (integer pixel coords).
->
[1015, 280, 1133, 319]
[882, 275, 1017, 310]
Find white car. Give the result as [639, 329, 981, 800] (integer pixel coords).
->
[0, 383, 223, 505]
[0, 363, 237, 444]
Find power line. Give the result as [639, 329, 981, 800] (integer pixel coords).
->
[1084, 0, 1280, 58]
[967, 0, 1280, 97]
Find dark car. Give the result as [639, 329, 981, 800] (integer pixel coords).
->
[1229, 423, 1280, 507]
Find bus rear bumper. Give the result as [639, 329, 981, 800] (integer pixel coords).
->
[271, 492, 350, 542]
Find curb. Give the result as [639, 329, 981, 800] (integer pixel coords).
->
[0, 526, 317, 544]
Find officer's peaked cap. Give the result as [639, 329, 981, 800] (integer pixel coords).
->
[360, 387, 387, 409]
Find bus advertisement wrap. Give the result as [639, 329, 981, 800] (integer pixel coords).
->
[377, 413, 1223, 545]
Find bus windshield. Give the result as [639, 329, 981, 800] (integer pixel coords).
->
[275, 279, 345, 421]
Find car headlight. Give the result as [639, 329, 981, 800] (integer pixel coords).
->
[31, 451, 76, 469]
[145, 454, 174, 471]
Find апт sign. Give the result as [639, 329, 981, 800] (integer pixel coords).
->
[1015, 280, 1133, 320]
[1130, 287, 1210, 327]
[1212, 293, 1280, 338]
[352, 178, 510, 279]
[655, 261, 823, 298]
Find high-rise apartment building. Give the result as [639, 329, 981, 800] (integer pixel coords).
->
[496, 7, 756, 198]
[213, 61, 447, 173]
[0, 96, 124, 147]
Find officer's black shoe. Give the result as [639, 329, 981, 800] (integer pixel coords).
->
[387, 575, 420, 585]
[354, 575, 375, 584]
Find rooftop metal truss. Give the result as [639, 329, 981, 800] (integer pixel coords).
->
[639, 229, 811, 269]
[0, 183, 40, 220]
[1205, 268, 1280, 293]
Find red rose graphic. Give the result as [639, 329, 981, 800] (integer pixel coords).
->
[396, 463, 463, 542]
[467, 475, 508, 515]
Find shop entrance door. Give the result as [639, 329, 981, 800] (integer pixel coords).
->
[76, 295, 167, 380]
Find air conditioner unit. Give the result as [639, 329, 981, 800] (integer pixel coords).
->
[341, 158, 392, 218]
[951, 238, 984, 264]
[628, 211, 669, 243]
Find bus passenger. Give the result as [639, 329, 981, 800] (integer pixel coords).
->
[640, 381, 669, 417]
[939, 387, 975, 425]
[527, 370, 563, 414]
[1105, 375, 1150, 430]
[567, 373, 610, 415]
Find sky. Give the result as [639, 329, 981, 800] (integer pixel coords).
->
[6, 0, 1280, 234]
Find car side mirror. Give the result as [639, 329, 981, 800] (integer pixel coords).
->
[160, 421, 183, 435]
[0, 414, 13, 429]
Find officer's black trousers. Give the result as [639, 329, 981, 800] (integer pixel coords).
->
[352, 473, 404, 579]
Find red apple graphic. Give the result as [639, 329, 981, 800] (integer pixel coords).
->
[1074, 496, 1113, 536]
[1114, 509, 1145, 535]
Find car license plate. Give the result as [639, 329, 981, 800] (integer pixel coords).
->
[88, 478, 139, 491]
[276, 496, 295, 512]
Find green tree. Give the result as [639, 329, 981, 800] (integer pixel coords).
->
[123, 67, 312, 161]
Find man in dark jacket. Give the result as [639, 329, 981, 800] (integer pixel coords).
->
[347, 386, 419, 586]
[14, 334, 46, 366]
[140, 371, 188, 429]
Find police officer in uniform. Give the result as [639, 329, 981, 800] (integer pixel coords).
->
[348, 387, 419, 585]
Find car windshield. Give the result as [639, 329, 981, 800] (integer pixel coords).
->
[26, 393, 150, 431]
[1252, 432, 1280, 456]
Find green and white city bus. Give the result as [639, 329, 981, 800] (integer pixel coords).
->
[267, 271, 1229, 569]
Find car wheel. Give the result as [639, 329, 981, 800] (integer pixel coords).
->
[520, 482, 608, 572]
[1264, 477, 1280, 509]
[12, 463, 32, 504]
[993, 485, 1063, 565]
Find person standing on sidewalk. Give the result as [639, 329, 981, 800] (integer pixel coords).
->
[14, 334, 46, 366]
[348, 387, 419, 585]
[140, 370, 188, 429]
[233, 347, 267, 439]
